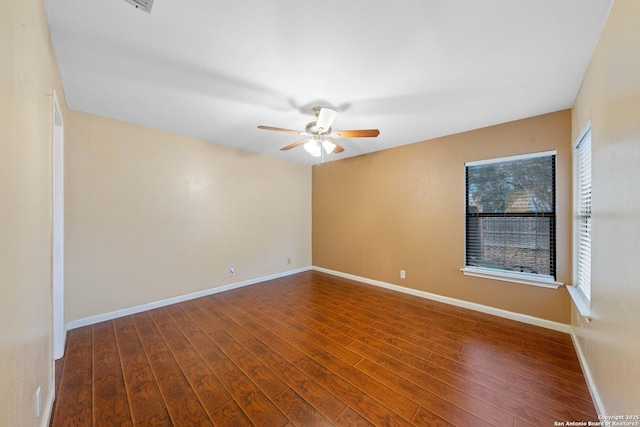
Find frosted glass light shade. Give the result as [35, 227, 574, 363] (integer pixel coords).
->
[304, 140, 322, 157]
[322, 140, 336, 154]
[316, 108, 337, 131]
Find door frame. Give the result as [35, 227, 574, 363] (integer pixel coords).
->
[52, 89, 65, 361]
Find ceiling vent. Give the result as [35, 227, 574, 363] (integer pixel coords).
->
[123, 0, 154, 13]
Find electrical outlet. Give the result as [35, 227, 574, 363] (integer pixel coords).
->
[287, 258, 291, 265]
[400, 270, 406, 279]
[35, 387, 41, 418]
[228, 264, 235, 275]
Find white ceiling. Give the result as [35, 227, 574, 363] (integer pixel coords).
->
[44, 0, 612, 165]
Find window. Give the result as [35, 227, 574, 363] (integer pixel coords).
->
[574, 127, 592, 304]
[463, 151, 558, 287]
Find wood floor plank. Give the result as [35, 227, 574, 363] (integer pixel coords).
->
[243, 335, 349, 422]
[51, 326, 93, 426]
[334, 299, 465, 353]
[514, 416, 539, 427]
[393, 348, 581, 425]
[425, 352, 597, 420]
[333, 407, 376, 426]
[55, 357, 64, 396]
[244, 299, 365, 366]
[358, 354, 514, 426]
[175, 305, 288, 400]
[286, 301, 404, 358]
[135, 310, 213, 426]
[507, 371, 597, 415]
[153, 371, 213, 426]
[354, 356, 496, 427]
[112, 316, 164, 422]
[427, 346, 510, 382]
[92, 322, 121, 385]
[265, 291, 442, 361]
[315, 276, 577, 364]
[315, 278, 478, 331]
[411, 407, 456, 426]
[210, 296, 416, 426]
[131, 312, 181, 379]
[313, 299, 460, 360]
[486, 345, 587, 383]
[93, 379, 133, 426]
[92, 321, 132, 426]
[490, 340, 583, 372]
[171, 301, 290, 427]
[210, 400, 253, 426]
[147, 307, 232, 414]
[277, 304, 356, 347]
[187, 298, 349, 422]
[51, 271, 598, 426]
[135, 408, 173, 427]
[320, 280, 577, 380]
[219, 293, 423, 422]
[291, 282, 466, 353]
[273, 388, 334, 426]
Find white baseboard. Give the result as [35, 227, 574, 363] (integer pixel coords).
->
[312, 266, 571, 334]
[569, 329, 605, 416]
[66, 267, 312, 331]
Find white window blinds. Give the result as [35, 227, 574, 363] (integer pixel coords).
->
[576, 128, 592, 302]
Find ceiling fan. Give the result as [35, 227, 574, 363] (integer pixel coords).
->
[258, 106, 380, 158]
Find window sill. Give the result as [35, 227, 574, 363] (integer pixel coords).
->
[566, 284, 592, 323]
[461, 267, 563, 289]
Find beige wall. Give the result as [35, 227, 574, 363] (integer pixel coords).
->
[65, 111, 311, 323]
[0, 0, 67, 426]
[571, 0, 640, 415]
[313, 110, 573, 323]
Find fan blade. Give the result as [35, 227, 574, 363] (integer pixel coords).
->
[258, 125, 305, 135]
[330, 129, 380, 138]
[315, 108, 337, 132]
[324, 138, 344, 153]
[280, 139, 307, 151]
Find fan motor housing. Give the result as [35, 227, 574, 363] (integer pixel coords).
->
[305, 121, 331, 136]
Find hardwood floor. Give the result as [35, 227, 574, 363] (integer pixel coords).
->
[51, 271, 597, 426]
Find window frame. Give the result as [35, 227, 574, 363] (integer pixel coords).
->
[568, 124, 592, 319]
[461, 150, 563, 289]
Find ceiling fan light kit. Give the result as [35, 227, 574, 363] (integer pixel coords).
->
[304, 140, 322, 157]
[302, 138, 337, 158]
[258, 106, 380, 162]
